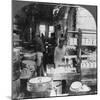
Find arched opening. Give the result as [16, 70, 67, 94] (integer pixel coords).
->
[76, 6, 96, 31]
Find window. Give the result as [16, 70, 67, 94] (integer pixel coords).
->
[49, 26, 54, 37]
[39, 24, 46, 36]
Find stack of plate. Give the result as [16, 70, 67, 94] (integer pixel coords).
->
[70, 81, 91, 92]
[70, 81, 82, 92]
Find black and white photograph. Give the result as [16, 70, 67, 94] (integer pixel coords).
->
[12, 0, 97, 99]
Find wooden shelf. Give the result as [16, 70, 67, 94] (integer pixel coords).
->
[81, 79, 97, 86]
[67, 30, 96, 34]
[64, 55, 93, 58]
[47, 73, 80, 80]
[81, 45, 97, 47]
[69, 44, 96, 48]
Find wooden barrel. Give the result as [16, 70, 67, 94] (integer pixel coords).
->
[27, 77, 52, 97]
[21, 60, 36, 79]
[22, 60, 36, 71]
[23, 53, 36, 60]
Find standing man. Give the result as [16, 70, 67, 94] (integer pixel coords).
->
[54, 38, 66, 68]
[33, 33, 45, 76]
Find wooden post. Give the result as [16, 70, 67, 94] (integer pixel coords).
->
[77, 28, 82, 80]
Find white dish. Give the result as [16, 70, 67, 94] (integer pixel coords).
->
[70, 83, 91, 92]
[29, 77, 52, 83]
[79, 84, 91, 92]
[70, 81, 82, 90]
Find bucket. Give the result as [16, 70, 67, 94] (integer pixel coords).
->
[52, 81, 62, 95]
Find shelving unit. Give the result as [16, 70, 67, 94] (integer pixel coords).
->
[79, 29, 97, 86]
[46, 28, 97, 96]
[66, 29, 97, 85]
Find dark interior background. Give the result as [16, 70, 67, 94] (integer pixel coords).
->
[12, 0, 97, 24]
